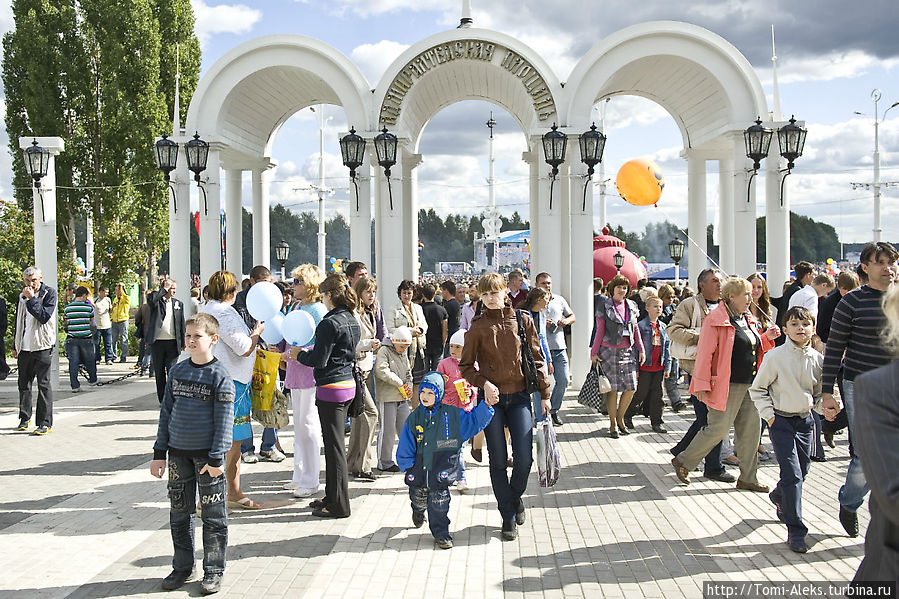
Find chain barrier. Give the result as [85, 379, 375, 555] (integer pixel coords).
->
[78, 367, 142, 387]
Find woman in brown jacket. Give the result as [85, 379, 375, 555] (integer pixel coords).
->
[460, 272, 550, 541]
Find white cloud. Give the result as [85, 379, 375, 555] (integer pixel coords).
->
[0, 3, 13, 39]
[189, 0, 261, 48]
[325, 0, 447, 18]
[0, 99, 12, 202]
[758, 51, 899, 86]
[351, 40, 410, 86]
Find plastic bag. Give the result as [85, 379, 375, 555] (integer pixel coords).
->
[535, 419, 561, 487]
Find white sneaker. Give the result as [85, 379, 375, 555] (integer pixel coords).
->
[282, 481, 300, 490]
[259, 448, 286, 462]
[455, 479, 469, 493]
[293, 486, 318, 498]
[241, 451, 259, 464]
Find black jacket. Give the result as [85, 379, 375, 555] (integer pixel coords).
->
[298, 306, 361, 386]
[145, 288, 185, 348]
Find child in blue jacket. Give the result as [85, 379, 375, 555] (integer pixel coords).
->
[397, 371, 495, 548]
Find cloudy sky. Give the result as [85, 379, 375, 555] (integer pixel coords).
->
[2, 0, 899, 247]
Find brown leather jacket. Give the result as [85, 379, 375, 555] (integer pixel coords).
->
[460, 306, 550, 400]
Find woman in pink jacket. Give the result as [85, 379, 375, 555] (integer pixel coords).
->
[671, 277, 778, 491]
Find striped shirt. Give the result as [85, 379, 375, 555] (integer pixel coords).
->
[822, 285, 888, 393]
[153, 358, 235, 467]
[64, 301, 94, 338]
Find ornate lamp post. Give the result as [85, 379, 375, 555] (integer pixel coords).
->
[275, 240, 290, 281]
[613, 250, 624, 273]
[542, 123, 567, 210]
[154, 134, 180, 211]
[743, 117, 773, 201]
[578, 122, 607, 211]
[23, 140, 51, 221]
[184, 132, 210, 213]
[374, 127, 398, 210]
[743, 116, 806, 206]
[339, 127, 366, 210]
[668, 237, 685, 287]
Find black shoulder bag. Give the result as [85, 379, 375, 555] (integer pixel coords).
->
[515, 309, 541, 394]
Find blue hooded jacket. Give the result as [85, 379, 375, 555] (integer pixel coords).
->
[397, 371, 494, 488]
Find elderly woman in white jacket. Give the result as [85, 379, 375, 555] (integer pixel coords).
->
[391, 280, 427, 403]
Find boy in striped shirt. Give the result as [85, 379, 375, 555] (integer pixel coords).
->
[63, 286, 97, 392]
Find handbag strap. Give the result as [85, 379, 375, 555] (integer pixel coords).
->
[515, 310, 533, 361]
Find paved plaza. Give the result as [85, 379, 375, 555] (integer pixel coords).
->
[0, 362, 864, 598]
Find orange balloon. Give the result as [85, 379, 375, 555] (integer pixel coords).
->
[616, 158, 665, 206]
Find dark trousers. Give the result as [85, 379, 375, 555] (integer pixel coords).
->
[316, 399, 351, 517]
[167, 455, 228, 576]
[483, 390, 533, 523]
[152, 340, 180, 403]
[410, 486, 451, 540]
[664, 363, 682, 407]
[17, 347, 54, 427]
[137, 337, 154, 375]
[627, 369, 664, 426]
[424, 350, 442, 372]
[671, 395, 724, 476]
[94, 327, 113, 363]
[768, 413, 813, 541]
[810, 412, 825, 458]
[64, 337, 97, 389]
[0, 336, 10, 379]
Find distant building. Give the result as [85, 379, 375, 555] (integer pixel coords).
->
[474, 230, 530, 274]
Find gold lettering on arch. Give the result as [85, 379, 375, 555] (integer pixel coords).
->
[378, 41, 556, 126]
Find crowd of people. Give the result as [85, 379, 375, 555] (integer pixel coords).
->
[7, 242, 899, 591]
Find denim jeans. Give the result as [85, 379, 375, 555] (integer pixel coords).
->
[837, 379, 869, 512]
[241, 427, 278, 453]
[671, 395, 724, 477]
[549, 349, 569, 415]
[769, 413, 813, 541]
[167, 455, 228, 576]
[409, 486, 451, 540]
[94, 327, 113, 363]
[64, 336, 97, 389]
[111, 321, 128, 360]
[137, 337, 154, 374]
[483, 390, 533, 523]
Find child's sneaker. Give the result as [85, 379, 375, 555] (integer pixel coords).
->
[200, 573, 223, 594]
[412, 512, 425, 528]
[436, 537, 453, 549]
[455, 479, 469, 493]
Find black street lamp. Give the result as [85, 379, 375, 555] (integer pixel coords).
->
[339, 127, 366, 210]
[668, 237, 685, 286]
[23, 139, 51, 221]
[374, 127, 398, 210]
[578, 122, 607, 210]
[743, 115, 807, 206]
[275, 240, 290, 280]
[185, 132, 210, 214]
[743, 117, 772, 202]
[613, 250, 624, 273]
[154, 134, 180, 211]
[542, 123, 567, 210]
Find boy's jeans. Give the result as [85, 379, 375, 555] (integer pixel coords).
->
[768, 413, 813, 540]
[167, 455, 228, 575]
[837, 380, 869, 512]
[409, 486, 451, 540]
[549, 349, 569, 414]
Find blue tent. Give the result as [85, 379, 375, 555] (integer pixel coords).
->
[648, 266, 679, 280]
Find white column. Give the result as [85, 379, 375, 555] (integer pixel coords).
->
[403, 149, 422, 279]
[169, 140, 191, 305]
[686, 151, 708, 287]
[251, 166, 271, 270]
[718, 156, 735, 275]
[349, 143, 372, 265]
[559, 157, 572, 297]
[199, 148, 222, 286]
[732, 135, 758, 277]
[766, 145, 790, 295]
[375, 149, 405, 303]
[531, 136, 563, 283]
[224, 169, 243, 275]
[568, 160, 593, 391]
[523, 151, 539, 276]
[20, 136, 64, 392]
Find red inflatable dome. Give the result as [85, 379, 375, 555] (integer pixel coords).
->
[593, 227, 647, 288]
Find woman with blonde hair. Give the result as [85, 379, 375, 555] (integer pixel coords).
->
[297, 274, 361, 518]
[281, 264, 327, 499]
[591, 274, 645, 438]
[671, 277, 779, 492]
[199, 270, 265, 509]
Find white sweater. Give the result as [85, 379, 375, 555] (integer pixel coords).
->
[749, 338, 823, 421]
[200, 300, 255, 384]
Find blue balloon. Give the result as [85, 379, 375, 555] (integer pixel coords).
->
[330, 257, 337, 264]
[246, 281, 282, 322]
[282, 309, 316, 347]
[260, 312, 284, 345]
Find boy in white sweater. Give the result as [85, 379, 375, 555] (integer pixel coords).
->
[749, 306, 823, 554]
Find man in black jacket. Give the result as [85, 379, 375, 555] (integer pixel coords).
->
[146, 277, 185, 403]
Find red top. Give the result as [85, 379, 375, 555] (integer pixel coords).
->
[640, 321, 664, 372]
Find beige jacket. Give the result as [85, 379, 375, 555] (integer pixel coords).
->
[373, 344, 413, 403]
[666, 294, 715, 374]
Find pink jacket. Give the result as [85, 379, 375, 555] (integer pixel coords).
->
[689, 302, 774, 411]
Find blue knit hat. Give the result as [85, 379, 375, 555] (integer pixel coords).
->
[419, 371, 445, 404]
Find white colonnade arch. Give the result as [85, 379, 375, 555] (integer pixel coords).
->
[176, 21, 787, 388]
